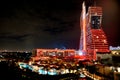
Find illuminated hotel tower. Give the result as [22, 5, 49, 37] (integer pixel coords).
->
[80, 2, 109, 60]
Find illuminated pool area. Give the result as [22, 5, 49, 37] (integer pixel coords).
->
[18, 62, 33, 71]
[18, 62, 78, 75]
[38, 68, 58, 75]
[18, 62, 61, 75]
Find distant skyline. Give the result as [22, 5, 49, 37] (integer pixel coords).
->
[0, 0, 120, 51]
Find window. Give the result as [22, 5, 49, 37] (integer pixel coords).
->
[91, 16, 101, 29]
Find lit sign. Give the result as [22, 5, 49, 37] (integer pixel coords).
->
[109, 46, 120, 50]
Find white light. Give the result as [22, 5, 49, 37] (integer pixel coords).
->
[103, 40, 106, 43]
[117, 67, 120, 72]
[96, 36, 99, 38]
[78, 50, 83, 55]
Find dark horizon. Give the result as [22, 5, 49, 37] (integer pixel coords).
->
[0, 0, 120, 51]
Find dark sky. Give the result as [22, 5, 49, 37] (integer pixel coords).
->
[0, 0, 120, 51]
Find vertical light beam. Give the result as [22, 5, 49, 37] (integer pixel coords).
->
[82, 2, 86, 51]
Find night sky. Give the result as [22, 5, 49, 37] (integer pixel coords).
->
[0, 0, 120, 51]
